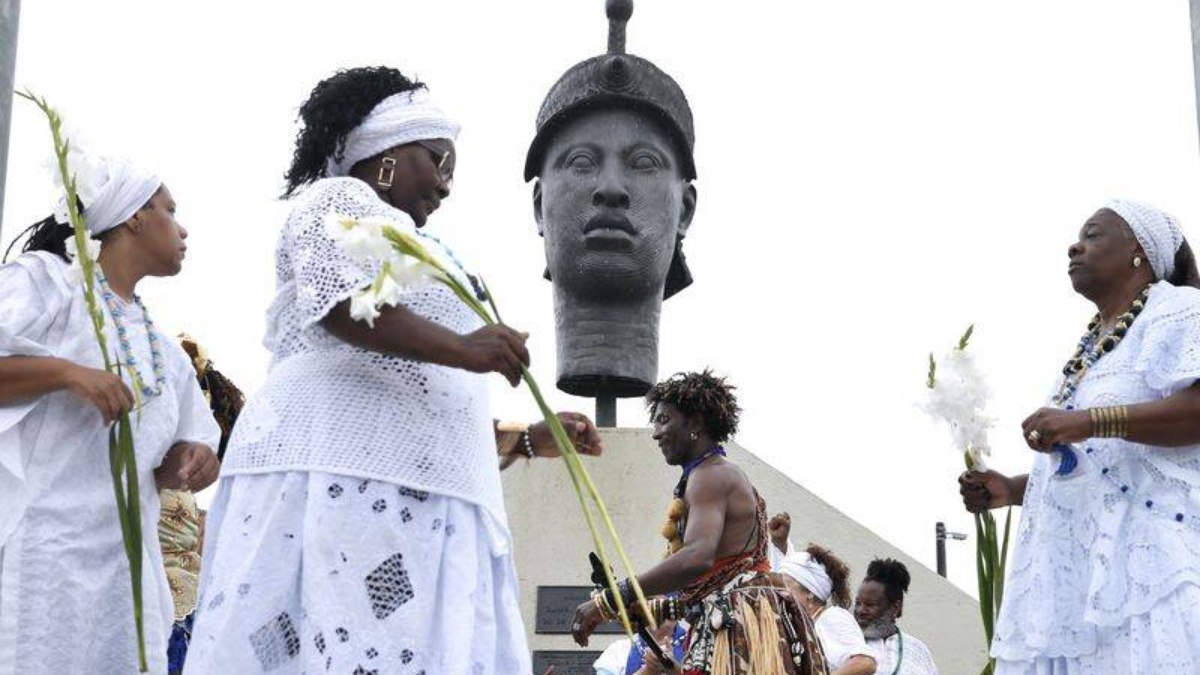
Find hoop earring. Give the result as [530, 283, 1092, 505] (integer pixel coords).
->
[377, 157, 396, 189]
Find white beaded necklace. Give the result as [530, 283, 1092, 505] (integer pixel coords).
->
[96, 271, 167, 398]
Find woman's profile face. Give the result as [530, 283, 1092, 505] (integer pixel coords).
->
[1067, 208, 1142, 296]
[133, 185, 188, 276]
[381, 139, 455, 228]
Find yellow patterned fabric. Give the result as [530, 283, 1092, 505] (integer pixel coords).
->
[158, 489, 202, 621]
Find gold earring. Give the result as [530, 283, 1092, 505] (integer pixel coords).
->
[377, 157, 396, 189]
[1133, 256, 1142, 268]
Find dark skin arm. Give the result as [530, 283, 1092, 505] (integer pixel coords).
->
[571, 466, 733, 646]
[322, 298, 529, 386]
[1022, 383, 1200, 450]
[0, 355, 135, 425]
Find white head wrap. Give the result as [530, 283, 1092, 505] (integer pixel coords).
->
[325, 89, 460, 177]
[54, 155, 161, 236]
[1104, 198, 1184, 281]
[780, 552, 833, 604]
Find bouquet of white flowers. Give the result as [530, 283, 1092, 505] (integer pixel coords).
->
[923, 326, 1011, 675]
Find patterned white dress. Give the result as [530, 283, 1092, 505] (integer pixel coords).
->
[993, 281, 1200, 674]
[0, 252, 220, 674]
[185, 178, 529, 675]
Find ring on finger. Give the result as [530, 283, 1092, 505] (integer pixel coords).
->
[1027, 430, 1042, 443]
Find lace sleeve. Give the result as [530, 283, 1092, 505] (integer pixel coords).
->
[283, 178, 405, 330]
[1133, 284, 1200, 397]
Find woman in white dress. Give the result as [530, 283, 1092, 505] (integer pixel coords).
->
[960, 199, 1200, 674]
[780, 545, 876, 675]
[0, 157, 221, 674]
[185, 66, 601, 675]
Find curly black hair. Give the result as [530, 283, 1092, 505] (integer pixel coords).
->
[865, 558, 911, 605]
[282, 66, 426, 197]
[806, 543, 853, 609]
[645, 369, 741, 443]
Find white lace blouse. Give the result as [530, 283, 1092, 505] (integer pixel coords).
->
[993, 281, 1200, 660]
[219, 178, 510, 552]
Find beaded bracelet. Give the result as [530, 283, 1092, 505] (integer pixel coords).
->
[497, 422, 535, 460]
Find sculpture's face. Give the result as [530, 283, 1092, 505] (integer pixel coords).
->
[535, 106, 694, 299]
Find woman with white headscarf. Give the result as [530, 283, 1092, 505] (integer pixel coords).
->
[186, 67, 602, 675]
[960, 200, 1200, 673]
[780, 545, 876, 675]
[0, 158, 221, 674]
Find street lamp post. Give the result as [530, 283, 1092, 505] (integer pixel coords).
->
[935, 521, 968, 578]
[0, 0, 21, 242]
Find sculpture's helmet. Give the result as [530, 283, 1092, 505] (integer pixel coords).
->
[525, 0, 696, 298]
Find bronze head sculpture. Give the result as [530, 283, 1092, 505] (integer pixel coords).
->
[526, 0, 698, 411]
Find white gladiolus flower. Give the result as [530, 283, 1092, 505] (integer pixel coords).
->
[47, 140, 102, 223]
[386, 253, 436, 287]
[922, 344, 994, 472]
[375, 273, 404, 308]
[63, 236, 101, 286]
[349, 288, 382, 327]
[325, 213, 392, 263]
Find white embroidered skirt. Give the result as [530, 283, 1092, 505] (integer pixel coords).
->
[184, 471, 530, 674]
[994, 581, 1200, 675]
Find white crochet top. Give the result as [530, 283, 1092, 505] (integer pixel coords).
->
[993, 281, 1200, 659]
[221, 178, 508, 548]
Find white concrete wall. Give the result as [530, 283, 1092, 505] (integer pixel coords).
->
[502, 428, 988, 674]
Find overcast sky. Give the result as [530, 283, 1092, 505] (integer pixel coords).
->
[3, 0, 1198, 596]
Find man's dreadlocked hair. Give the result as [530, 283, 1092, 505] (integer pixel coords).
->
[645, 369, 741, 443]
[806, 543, 853, 609]
[283, 66, 426, 197]
[865, 558, 911, 606]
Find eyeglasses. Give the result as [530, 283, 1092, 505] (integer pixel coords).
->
[416, 140, 454, 189]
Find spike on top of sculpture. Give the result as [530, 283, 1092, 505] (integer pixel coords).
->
[526, 0, 700, 403]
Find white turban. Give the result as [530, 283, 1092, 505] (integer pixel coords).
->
[1104, 198, 1184, 281]
[780, 552, 833, 604]
[54, 155, 161, 236]
[325, 89, 460, 177]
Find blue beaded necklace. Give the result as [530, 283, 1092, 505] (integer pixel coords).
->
[97, 271, 167, 398]
[414, 229, 488, 302]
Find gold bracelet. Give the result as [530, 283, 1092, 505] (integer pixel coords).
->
[1090, 406, 1129, 439]
[591, 590, 616, 621]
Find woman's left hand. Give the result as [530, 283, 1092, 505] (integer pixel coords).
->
[530, 412, 603, 458]
[1021, 407, 1091, 452]
[156, 442, 220, 491]
[570, 599, 605, 646]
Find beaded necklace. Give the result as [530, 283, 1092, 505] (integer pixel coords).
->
[1048, 285, 1151, 475]
[414, 229, 488, 302]
[97, 271, 167, 398]
[1053, 284, 1151, 406]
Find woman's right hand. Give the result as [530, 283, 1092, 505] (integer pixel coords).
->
[958, 469, 1016, 513]
[455, 325, 530, 386]
[63, 362, 134, 425]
